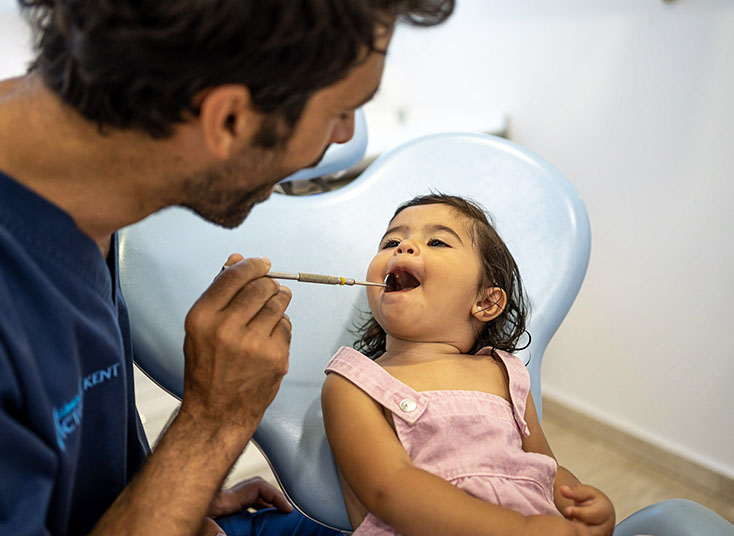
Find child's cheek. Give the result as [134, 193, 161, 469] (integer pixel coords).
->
[365, 255, 384, 284]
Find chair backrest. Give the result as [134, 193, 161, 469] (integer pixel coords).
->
[119, 132, 591, 531]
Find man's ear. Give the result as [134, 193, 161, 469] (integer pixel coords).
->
[196, 85, 256, 159]
[471, 287, 507, 322]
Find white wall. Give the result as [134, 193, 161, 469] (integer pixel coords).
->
[374, 0, 733, 478]
[2, 0, 731, 478]
[0, 3, 31, 76]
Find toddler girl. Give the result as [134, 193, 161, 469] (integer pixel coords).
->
[321, 193, 615, 536]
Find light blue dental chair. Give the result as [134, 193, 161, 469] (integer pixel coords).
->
[281, 109, 366, 183]
[119, 132, 732, 535]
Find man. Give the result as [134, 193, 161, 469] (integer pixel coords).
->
[0, 1, 453, 534]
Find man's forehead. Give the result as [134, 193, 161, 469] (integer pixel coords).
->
[327, 28, 392, 105]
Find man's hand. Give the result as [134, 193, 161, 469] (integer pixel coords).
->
[560, 484, 615, 536]
[209, 476, 293, 517]
[198, 477, 294, 536]
[91, 256, 294, 535]
[181, 254, 293, 434]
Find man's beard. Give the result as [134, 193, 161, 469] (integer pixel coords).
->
[187, 181, 275, 229]
[305, 145, 330, 170]
[176, 120, 331, 229]
[179, 146, 288, 229]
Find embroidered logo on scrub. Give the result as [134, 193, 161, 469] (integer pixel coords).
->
[53, 363, 121, 451]
[53, 380, 83, 451]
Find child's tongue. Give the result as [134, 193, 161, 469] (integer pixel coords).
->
[385, 271, 420, 292]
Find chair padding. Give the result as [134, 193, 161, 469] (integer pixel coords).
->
[120, 133, 591, 530]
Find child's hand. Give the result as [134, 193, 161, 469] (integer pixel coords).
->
[560, 484, 615, 536]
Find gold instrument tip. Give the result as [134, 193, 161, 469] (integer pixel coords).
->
[354, 280, 387, 287]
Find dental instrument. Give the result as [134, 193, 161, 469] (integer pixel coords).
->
[266, 271, 386, 287]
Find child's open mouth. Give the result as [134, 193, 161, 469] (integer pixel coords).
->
[384, 270, 421, 292]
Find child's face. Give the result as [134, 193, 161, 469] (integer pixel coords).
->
[366, 203, 486, 350]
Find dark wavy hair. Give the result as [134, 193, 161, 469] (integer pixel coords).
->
[355, 193, 531, 358]
[19, 0, 454, 140]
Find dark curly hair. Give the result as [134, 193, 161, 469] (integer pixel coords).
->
[355, 193, 531, 358]
[19, 0, 454, 140]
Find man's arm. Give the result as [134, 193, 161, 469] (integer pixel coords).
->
[92, 256, 292, 535]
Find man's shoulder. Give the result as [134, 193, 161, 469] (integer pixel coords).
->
[0, 206, 29, 259]
[0, 230, 29, 355]
[0, 223, 31, 304]
[0, 233, 25, 399]
[0, 223, 19, 293]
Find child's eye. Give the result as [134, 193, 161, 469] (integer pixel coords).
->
[428, 238, 449, 247]
[380, 238, 400, 249]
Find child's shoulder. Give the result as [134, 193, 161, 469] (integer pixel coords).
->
[322, 350, 370, 401]
[475, 346, 530, 379]
[323, 346, 385, 392]
[475, 346, 525, 364]
[324, 346, 372, 372]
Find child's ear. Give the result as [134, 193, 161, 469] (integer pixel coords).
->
[471, 288, 507, 322]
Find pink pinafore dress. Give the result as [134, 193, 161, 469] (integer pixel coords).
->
[325, 346, 561, 535]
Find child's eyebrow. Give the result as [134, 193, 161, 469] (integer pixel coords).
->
[427, 224, 464, 245]
[380, 223, 464, 245]
[380, 224, 408, 242]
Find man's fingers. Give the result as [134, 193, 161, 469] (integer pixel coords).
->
[213, 477, 293, 515]
[273, 313, 292, 339]
[198, 517, 225, 536]
[242, 286, 292, 336]
[217, 276, 285, 328]
[222, 253, 245, 270]
[201, 256, 272, 310]
[182, 256, 294, 433]
[255, 480, 294, 513]
[209, 479, 261, 516]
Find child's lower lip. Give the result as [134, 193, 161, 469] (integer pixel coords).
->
[383, 286, 420, 294]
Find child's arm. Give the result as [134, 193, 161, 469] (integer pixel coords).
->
[322, 373, 591, 536]
[521, 393, 616, 536]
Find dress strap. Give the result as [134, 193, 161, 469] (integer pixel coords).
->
[324, 347, 428, 424]
[476, 348, 531, 437]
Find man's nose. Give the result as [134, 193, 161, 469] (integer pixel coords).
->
[330, 111, 355, 144]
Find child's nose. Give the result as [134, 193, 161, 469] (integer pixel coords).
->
[396, 240, 419, 255]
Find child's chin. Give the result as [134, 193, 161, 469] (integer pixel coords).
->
[381, 319, 429, 339]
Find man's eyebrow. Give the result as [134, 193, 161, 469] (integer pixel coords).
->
[351, 83, 381, 110]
